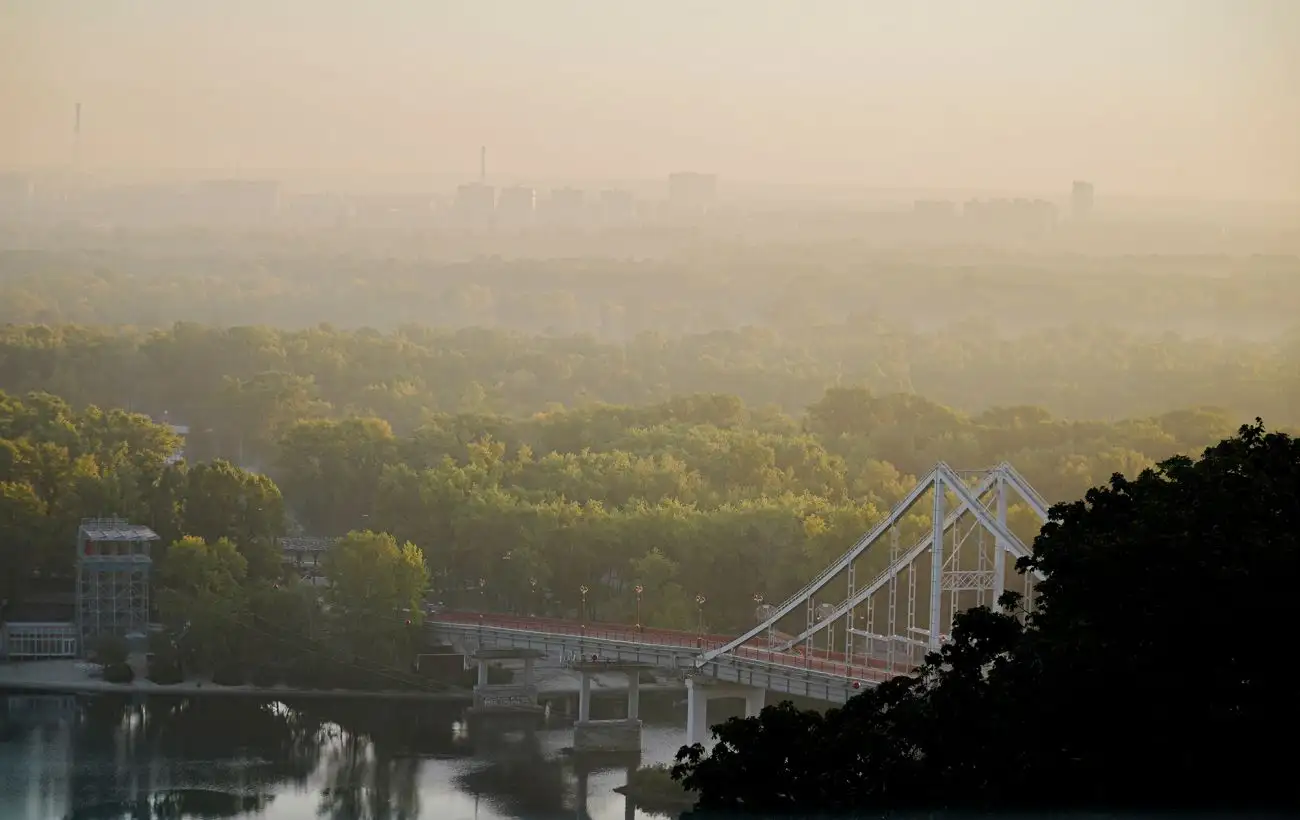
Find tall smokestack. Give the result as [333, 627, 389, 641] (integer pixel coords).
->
[480, 146, 486, 182]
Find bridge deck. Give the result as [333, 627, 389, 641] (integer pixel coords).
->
[430, 611, 918, 690]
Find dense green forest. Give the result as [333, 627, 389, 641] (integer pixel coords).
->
[0, 380, 1268, 638]
[0, 390, 283, 595]
[0, 322, 1294, 473]
[2, 243, 1296, 699]
[1, 245, 1297, 337]
[0, 390, 430, 688]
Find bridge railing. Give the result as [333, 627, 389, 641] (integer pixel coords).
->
[430, 610, 920, 683]
[431, 609, 731, 651]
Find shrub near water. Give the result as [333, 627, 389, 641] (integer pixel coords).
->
[250, 665, 283, 688]
[147, 636, 184, 684]
[147, 658, 183, 685]
[91, 635, 129, 666]
[618, 764, 697, 812]
[102, 663, 135, 684]
[211, 663, 246, 686]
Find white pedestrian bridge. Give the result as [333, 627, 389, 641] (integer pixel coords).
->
[429, 462, 1050, 747]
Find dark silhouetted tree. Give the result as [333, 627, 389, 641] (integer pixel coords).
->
[674, 421, 1299, 813]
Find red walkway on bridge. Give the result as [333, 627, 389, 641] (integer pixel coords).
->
[432, 610, 917, 685]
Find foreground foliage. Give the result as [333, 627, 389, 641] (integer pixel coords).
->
[672, 421, 1298, 811]
[617, 764, 698, 814]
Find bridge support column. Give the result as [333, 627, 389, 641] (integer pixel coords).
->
[572, 662, 646, 752]
[686, 678, 767, 748]
[467, 649, 544, 726]
[627, 669, 640, 720]
[686, 678, 710, 746]
[578, 669, 592, 722]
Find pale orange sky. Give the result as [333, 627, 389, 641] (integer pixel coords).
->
[3, 0, 1298, 199]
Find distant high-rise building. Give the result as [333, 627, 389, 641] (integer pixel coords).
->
[542, 187, 587, 229]
[496, 186, 536, 230]
[453, 182, 495, 230]
[1071, 181, 1094, 220]
[598, 189, 637, 226]
[963, 198, 1057, 237]
[668, 172, 717, 213]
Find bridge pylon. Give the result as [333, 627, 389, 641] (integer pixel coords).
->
[702, 462, 1050, 678]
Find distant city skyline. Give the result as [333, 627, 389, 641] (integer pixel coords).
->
[4, 1, 1297, 202]
[10, 165, 1300, 219]
[6, 153, 1298, 209]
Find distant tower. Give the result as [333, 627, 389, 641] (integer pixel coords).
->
[454, 147, 495, 232]
[1071, 181, 1094, 220]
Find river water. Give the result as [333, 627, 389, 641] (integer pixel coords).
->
[0, 691, 724, 820]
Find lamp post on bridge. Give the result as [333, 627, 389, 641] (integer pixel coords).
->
[529, 577, 538, 618]
[634, 584, 644, 636]
[695, 594, 707, 648]
[579, 585, 589, 635]
[500, 550, 513, 612]
[478, 577, 486, 621]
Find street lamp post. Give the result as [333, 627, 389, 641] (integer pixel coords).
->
[529, 577, 538, 618]
[634, 584, 644, 635]
[695, 594, 707, 647]
[501, 551, 512, 611]
[579, 585, 589, 635]
[478, 577, 486, 620]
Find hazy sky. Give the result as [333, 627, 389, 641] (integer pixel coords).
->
[4, 0, 1298, 199]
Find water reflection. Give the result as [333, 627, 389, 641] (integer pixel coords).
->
[0, 692, 700, 820]
[455, 755, 568, 819]
[66, 790, 271, 819]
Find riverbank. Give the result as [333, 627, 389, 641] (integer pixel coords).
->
[0, 658, 688, 702]
[0, 659, 472, 701]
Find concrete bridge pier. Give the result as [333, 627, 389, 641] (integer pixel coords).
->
[686, 677, 765, 747]
[572, 661, 650, 752]
[468, 648, 545, 722]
